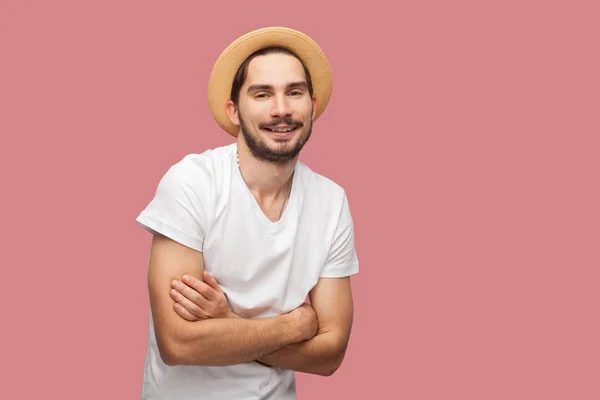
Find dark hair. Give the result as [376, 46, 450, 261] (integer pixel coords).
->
[230, 47, 314, 105]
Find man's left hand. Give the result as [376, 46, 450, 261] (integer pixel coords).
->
[170, 271, 237, 321]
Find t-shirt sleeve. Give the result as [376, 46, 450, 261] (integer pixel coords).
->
[320, 191, 359, 278]
[135, 158, 210, 252]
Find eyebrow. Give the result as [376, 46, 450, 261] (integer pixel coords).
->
[247, 81, 308, 93]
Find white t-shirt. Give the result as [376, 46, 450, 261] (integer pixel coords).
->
[136, 143, 359, 400]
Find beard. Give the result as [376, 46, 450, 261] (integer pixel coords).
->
[239, 109, 313, 165]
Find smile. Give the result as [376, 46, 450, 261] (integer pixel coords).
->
[262, 126, 298, 134]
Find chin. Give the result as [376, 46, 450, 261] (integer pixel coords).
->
[265, 138, 299, 154]
[240, 122, 312, 164]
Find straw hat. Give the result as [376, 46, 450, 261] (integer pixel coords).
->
[207, 26, 333, 137]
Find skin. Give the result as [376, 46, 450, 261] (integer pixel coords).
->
[147, 233, 318, 367]
[170, 270, 354, 376]
[148, 53, 355, 376]
[226, 52, 317, 222]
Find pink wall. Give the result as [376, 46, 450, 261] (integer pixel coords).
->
[1, 1, 598, 399]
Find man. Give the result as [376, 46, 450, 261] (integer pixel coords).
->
[136, 26, 359, 399]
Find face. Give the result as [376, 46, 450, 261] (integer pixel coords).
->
[228, 53, 317, 164]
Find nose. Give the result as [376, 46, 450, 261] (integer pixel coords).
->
[270, 93, 292, 118]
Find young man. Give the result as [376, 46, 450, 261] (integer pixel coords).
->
[136, 27, 359, 399]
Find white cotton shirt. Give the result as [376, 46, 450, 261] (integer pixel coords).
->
[135, 143, 359, 400]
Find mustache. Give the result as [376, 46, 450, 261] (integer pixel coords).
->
[259, 117, 303, 129]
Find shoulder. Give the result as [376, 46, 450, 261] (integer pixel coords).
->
[162, 143, 236, 188]
[150, 143, 236, 209]
[296, 161, 350, 212]
[298, 162, 346, 196]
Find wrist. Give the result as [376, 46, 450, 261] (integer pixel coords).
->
[284, 311, 306, 343]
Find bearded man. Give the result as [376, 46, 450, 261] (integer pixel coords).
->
[136, 26, 359, 400]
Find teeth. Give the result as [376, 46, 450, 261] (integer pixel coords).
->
[268, 127, 294, 133]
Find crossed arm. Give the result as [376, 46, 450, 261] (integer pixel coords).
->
[148, 233, 354, 376]
[255, 276, 353, 376]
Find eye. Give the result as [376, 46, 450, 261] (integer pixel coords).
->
[255, 93, 269, 99]
[289, 91, 302, 96]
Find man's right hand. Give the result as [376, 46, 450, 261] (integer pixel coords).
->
[291, 303, 319, 341]
[170, 270, 318, 339]
[149, 234, 319, 367]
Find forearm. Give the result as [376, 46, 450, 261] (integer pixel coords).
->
[258, 331, 347, 376]
[163, 313, 302, 367]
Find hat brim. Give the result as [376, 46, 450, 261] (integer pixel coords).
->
[207, 27, 332, 137]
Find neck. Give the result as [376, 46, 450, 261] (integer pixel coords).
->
[236, 139, 296, 199]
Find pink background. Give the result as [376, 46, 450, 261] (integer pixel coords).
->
[1, 1, 599, 398]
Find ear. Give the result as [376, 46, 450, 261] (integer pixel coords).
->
[225, 100, 240, 126]
[311, 95, 318, 121]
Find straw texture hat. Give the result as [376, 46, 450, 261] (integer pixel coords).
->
[207, 26, 332, 137]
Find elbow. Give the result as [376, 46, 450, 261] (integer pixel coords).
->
[156, 331, 213, 367]
[154, 319, 203, 366]
[321, 367, 338, 377]
[157, 338, 182, 366]
[155, 331, 193, 366]
[318, 349, 347, 377]
[162, 355, 179, 367]
[161, 351, 180, 367]
[321, 359, 343, 377]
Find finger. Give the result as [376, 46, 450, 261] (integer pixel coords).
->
[203, 271, 224, 294]
[173, 302, 200, 321]
[181, 274, 219, 301]
[170, 288, 208, 319]
[172, 278, 212, 308]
